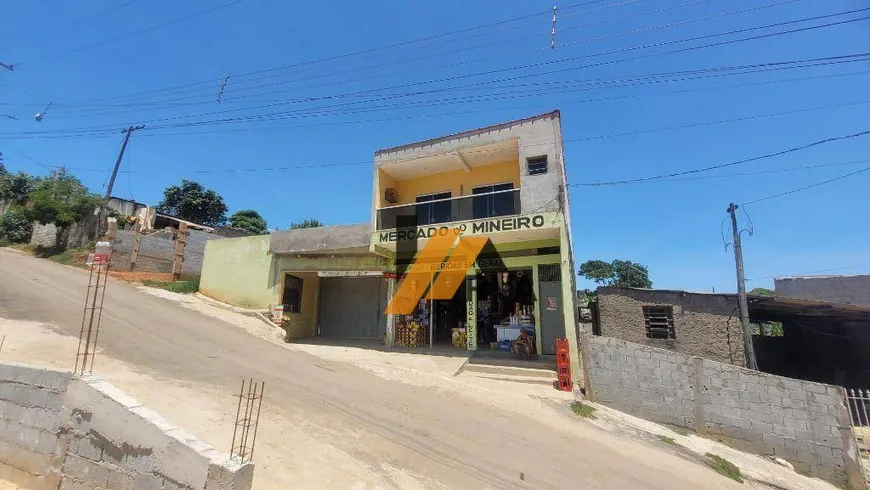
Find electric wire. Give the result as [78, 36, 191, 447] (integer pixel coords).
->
[741, 166, 870, 206]
[16, 12, 868, 139]
[574, 129, 870, 186]
[53, 0, 829, 116]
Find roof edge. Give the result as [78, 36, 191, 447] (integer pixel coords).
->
[374, 110, 560, 156]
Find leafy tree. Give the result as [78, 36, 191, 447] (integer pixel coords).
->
[578, 259, 652, 288]
[25, 170, 99, 249]
[749, 287, 774, 297]
[228, 209, 267, 235]
[0, 171, 38, 205]
[155, 179, 228, 227]
[0, 206, 33, 243]
[290, 218, 324, 229]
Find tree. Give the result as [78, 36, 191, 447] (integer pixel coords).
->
[749, 287, 774, 297]
[228, 209, 267, 235]
[290, 218, 324, 229]
[0, 171, 38, 205]
[25, 170, 99, 249]
[155, 179, 228, 227]
[578, 259, 652, 288]
[0, 206, 33, 243]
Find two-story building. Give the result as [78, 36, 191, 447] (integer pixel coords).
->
[199, 111, 580, 372]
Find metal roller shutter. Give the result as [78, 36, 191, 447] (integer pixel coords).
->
[318, 277, 386, 339]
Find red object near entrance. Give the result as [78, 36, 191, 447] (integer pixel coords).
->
[555, 337, 572, 392]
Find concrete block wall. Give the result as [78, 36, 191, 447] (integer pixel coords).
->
[112, 229, 223, 277]
[0, 361, 252, 490]
[582, 334, 865, 489]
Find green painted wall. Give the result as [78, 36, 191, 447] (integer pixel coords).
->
[200, 235, 394, 310]
[200, 235, 279, 309]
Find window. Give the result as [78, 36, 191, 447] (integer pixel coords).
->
[282, 275, 304, 313]
[643, 306, 675, 339]
[527, 155, 548, 175]
[472, 183, 515, 219]
[415, 192, 452, 225]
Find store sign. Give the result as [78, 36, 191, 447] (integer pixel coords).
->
[378, 214, 548, 243]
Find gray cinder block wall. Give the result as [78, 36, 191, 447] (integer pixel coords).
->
[597, 287, 745, 366]
[111, 228, 224, 277]
[581, 333, 866, 489]
[0, 361, 252, 490]
[775, 275, 870, 307]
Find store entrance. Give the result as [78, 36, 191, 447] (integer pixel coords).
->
[433, 283, 467, 348]
[475, 269, 536, 355]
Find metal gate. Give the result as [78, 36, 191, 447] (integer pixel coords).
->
[318, 277, 386, 339]
[538, 264, 565, 355]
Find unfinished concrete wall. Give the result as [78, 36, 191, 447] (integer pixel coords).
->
[30, 220, 90, 250]
[597, 287, 745, 366]
[111, 228, 223, 277]
[775, 275, 870, 307]
[582, 333, 865, 488]
[0, 361, 252, 490]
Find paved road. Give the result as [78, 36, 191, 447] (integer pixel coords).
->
[0, 248, 741, 489]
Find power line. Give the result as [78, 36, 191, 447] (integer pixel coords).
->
[51, 2, 854, 122]
[575, 128, 870, 186]
[741, 165, 870, 206]
[747, 264, 870, 281]
[4, 9, 865, 138]
[74, 0, 722, 107]
[16, 0, 253, 66]
[66, 0, 607, 105]
[0, 141, 53, 171]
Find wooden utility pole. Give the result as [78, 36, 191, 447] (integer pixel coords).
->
[727, 203, 758, 370]
[172, 222, 189, 281]
[130, 233, 141, 272]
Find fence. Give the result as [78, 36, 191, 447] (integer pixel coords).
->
[849, 389, 870, 427]
[581, 332, 867, 489]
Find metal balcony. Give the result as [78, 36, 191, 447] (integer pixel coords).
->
[376, 188, 520, 231]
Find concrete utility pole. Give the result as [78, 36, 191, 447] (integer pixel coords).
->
[104, 125, 145, 201]
[727, 202, 758, 370]
[94, 125, 144, 238]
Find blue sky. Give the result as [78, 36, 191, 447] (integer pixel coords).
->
[1, 0, 868, 293]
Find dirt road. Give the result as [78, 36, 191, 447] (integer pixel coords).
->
[0, 248, 744, 489]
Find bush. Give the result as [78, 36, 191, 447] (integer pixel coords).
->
[0, 208, 33, 244]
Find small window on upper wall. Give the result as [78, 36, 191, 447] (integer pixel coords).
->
[643, 306, 675, 340]
[527, 155, 548, 175]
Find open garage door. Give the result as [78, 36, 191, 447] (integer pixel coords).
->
[318, 277, 387, 339]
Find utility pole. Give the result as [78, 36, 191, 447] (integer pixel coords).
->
[727, 202, 758, 370]
[95, 125, 144, 238]
[104, 125, 145, 201]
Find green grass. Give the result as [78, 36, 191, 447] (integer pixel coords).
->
[142, 276, 201, 294]
[657, 435, 677, 445]
[39, 246, 91, 268]
[705, 453, 743, 483]
[570, 401, 597, 419]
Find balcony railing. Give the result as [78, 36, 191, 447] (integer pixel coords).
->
[376, 188, 520, 231]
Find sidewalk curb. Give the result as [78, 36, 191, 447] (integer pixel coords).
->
[193, 293, 281, 332]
